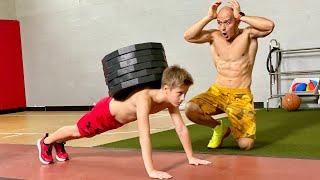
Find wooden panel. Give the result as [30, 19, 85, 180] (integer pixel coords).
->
[0, 20, 26, 110]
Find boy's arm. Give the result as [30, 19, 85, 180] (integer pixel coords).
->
[168, 106, 192, 159]
[168, 106, 211, 165]
[136, 94, 172, 179]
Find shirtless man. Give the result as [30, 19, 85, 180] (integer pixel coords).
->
[183, 0, 274, 150]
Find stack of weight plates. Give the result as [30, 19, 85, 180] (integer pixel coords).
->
[102, 42, 168, 100]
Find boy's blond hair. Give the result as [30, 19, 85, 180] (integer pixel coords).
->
[161, 65, 193, 89]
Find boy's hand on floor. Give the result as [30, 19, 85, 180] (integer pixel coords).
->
[188, 156, 212, 166]
[148, 170, 172, 179]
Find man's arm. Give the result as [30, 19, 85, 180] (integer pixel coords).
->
[241, 16, 275, 38]
[168, 106, 211, 165]
[136, 94, 172, 179]
[183, 1, 221, 43]
[183, 17, 216, 44]
[231, 0, 274, 38]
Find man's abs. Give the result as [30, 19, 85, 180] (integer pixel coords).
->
[214, 55, 254, 88]
[211, 32, 257, 88]
[215, 74, 252, 88]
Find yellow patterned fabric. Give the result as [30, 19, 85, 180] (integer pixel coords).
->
[189, 84, 256, 139]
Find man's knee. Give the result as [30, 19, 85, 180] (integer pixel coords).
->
[238, 138, 254, 150]
[185, 102, 202, 122]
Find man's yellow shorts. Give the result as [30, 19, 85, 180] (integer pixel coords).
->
[189, 84, 256, 139]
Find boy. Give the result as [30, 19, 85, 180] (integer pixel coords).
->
[37, 65, 211, 179]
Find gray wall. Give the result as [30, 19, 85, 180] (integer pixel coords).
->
[0, 0, 16, 19]
[13, 0, 320, 106]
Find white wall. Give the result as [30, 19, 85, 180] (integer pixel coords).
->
[14, 0, 320, 106]
[0, 0, 16, 19]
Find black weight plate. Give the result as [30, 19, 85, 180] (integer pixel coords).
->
[107, 61, 167, 81]
[108, 67, 165, 87]
[106, 54, 166, 73]
[109, 73, 163, 95]
[111, 80, 162, 101]
[103, 49, 165, 68]
[104, 42, 164, 61]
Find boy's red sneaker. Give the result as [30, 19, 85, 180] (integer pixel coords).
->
[37, 133, 53, 164]
[54, 142, 69, 161]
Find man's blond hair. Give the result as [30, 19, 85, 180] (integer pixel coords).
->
[161, 65, 193, 89]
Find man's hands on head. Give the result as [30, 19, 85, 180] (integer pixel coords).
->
[208, 0, 243, 21]
[208, 1, 222, 20]
[229, 0, 242, 20]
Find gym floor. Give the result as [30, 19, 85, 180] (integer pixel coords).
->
[0, 111, 319, 179]
[0, 111, 192, 147]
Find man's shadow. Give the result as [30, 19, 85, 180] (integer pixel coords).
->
[187, 109, 320, 152]
[253, 109, 320, 149]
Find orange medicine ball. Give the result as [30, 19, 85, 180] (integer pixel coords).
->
[281, 93, 301, 111]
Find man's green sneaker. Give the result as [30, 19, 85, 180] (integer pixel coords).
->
[207, 120, 231, 149]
